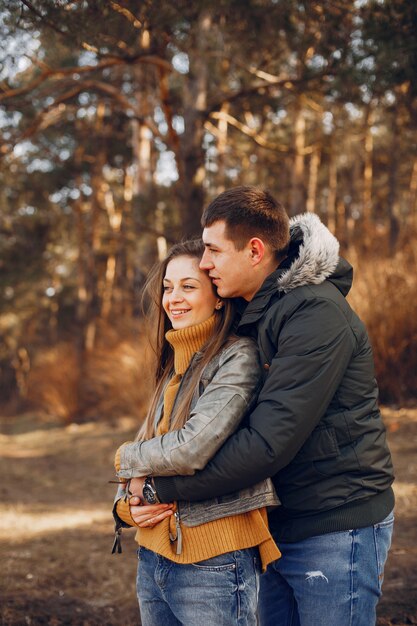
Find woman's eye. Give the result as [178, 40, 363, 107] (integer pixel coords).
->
[183, 285, 195, 290]
[163, 286, 172, 292]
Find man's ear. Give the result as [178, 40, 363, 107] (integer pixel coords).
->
[248, 238, 265, 265]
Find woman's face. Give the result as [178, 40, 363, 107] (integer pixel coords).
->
[162, 255, 220, 330]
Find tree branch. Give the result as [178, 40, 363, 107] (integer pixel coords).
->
[157, 67, 183, 177]
[109, 2, 143, 29]
[20, 0, 68, 36]
[207, 70, 333, 114]
[205, 114, 289, 152]
[0, 78, 172, 159]
[0, 52, 172, 103]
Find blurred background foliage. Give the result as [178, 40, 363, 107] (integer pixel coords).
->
[0, 0, 416, 420]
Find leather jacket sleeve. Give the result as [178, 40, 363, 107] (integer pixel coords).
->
[154, 297, 356, 503]
[116, 339, 262, 479]
[112, 483, 135, 528]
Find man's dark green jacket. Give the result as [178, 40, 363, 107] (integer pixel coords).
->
[155, 213, 394, 541]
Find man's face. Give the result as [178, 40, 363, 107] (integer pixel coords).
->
[200, 221, 254, 300]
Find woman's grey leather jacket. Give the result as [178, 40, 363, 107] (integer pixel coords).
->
[114, 337, 279, 531]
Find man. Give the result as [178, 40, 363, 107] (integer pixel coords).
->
[128, 186, 395, 625]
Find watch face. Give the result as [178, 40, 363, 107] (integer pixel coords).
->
[143, 483, 157, 504]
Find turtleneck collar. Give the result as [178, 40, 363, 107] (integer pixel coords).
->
[165, 314, 217, 374]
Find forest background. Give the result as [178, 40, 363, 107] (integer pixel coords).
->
[0, 1, 416, 625]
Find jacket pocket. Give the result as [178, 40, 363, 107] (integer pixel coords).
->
[292, 425, 339, 463]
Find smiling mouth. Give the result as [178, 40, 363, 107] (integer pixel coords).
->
[170, 309, 190, 317]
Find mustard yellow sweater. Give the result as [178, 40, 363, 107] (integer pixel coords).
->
[116, 315, 280, 570]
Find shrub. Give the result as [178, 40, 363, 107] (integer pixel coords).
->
[347, 242, 417, 404]
[26, 320, 153, 422]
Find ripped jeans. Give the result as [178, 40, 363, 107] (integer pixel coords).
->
[259, 511, 394, 626]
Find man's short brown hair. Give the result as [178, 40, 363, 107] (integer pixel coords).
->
[201, 186, 290, 259]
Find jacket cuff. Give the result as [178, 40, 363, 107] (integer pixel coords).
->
[113, 497, 136, 528]
[153, 476, 180, 503]
[114, 441, 133, 472]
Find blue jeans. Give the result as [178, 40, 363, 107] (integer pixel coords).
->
[259, 511, 394, 626]
[136, 546, 261, 626]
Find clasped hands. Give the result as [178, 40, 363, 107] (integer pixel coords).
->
[127, 477, 174, 528]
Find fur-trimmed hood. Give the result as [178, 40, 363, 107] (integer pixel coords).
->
[277, 213, 341, 294]
[237, 212, 352, 329]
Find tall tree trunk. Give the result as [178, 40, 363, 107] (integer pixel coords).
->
[306, 143, 321, 213]
[362, 104, 374, 223]
[79, 102, 107, 351]
[132, 118, 153, 195]
[101, 181, 123, 319]
[216, 102, 229, 194]
[74, 143, 99, 352]
[407, 157, 417, 220]
[177, 9, 212, 237]
[290, 99, 306, 215]
[327, 141, 337, 234]
[120, 168, 134, 317]
[387, 115, 400, 255]
[132, 30, 154, 197]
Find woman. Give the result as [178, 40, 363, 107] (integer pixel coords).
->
[112, 239, 280, 626]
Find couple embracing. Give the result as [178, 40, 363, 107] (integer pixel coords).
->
[112, 186, 394, 626]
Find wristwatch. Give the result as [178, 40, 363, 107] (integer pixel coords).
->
[142, 477, 161, 505]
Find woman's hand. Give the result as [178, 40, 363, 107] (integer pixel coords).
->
[129, 496, 174, 528]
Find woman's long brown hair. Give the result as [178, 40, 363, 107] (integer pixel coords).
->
[137, 239, 236, 441]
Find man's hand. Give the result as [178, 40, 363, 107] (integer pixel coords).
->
[129, 496, 174, 528]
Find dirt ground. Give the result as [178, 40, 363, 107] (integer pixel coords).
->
[0, 407, 416, 626]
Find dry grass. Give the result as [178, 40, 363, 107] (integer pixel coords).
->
[26, 321, 153, 422]
[25, 342, 80, 421]
[348, 242, 417, 404]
